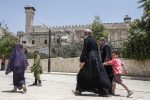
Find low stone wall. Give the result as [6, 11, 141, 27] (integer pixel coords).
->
[27, 57, 80, 73]
[4, 58, 150, 77]
[123, 59, 150, 77]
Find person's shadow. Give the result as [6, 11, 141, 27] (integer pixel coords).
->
[72, 90, 110, 97]
[2, 90, 24, 94]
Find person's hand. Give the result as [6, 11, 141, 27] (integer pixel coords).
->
[123, 69, 127, 75]
[102, 63, 105, 66]
[79, 63, 84, 69]
[103, 62, 109, 66]
[122, 68, 127, 75]
[26, 63, 29, 66]
[5, 71, 8, 75]
[122, 66, 127, 75]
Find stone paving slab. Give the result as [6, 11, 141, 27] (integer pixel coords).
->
[0, 71, 150, 100]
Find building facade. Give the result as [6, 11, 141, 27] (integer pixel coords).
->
[19, 4, 131, 53]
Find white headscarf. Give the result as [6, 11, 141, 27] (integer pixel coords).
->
[84, 29, 92, 36]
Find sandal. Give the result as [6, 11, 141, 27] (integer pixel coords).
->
[11, 89, 17, 92]
[127, 91, 133, 97]
[72, 90, 81, 95]
[23, 87, 27, 93]
[12, 86, 17, 92]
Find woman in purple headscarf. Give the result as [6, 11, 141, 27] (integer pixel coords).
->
[5, 44, 28, 93]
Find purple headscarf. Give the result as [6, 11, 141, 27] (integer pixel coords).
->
[6, 44, 28, 73]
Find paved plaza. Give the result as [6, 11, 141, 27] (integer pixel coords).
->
[0, 71, 150, 100]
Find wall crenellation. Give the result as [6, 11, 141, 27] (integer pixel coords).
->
[48, 23, 128, 30]
[49, 24, 93, 29]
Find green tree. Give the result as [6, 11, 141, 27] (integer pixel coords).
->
[0, 27, 18, 58]
[138, 0, 150, 34]
[92, 16, 108, 41]
[0, 38, 16, 57]
[122, 0, 150, 59]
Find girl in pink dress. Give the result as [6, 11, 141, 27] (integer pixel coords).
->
[103, 51, 133, 97]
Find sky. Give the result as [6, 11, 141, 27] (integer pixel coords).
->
[0, 0, 143, 34]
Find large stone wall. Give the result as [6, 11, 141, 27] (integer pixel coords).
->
[26, 58, 150, 77]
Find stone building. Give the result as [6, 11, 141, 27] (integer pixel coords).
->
[19, 4, 131, 53]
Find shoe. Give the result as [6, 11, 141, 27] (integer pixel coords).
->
[99, 94, 109, 97]
[111, 93, 120, 96]
[38, 83, 42, 86]
[32, 83, 37, 86]
[127, 91, 133, 97]
[38, 80, 42, 86]
[98, 93, 109, 97]
[111, 93, 115, 95]
[11, 89, 17, 92]
[23, 87, 27, 93]
[12, 86, 17, 92]
[72, 90, 81, 95]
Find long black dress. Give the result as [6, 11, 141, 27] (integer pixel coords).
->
[76, 36, 112, 96]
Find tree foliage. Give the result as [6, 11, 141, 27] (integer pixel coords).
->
[0, 28, 18, 58]
[122, 0, 150, 59]
[91, 16, 108, 41]
[0, 38, 16, 57]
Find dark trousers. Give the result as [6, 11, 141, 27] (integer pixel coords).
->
[1, 63, 5, 70]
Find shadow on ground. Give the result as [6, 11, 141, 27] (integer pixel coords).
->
[2, 90, 24, 94]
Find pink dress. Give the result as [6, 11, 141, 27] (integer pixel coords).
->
[107, 58, 124, 75]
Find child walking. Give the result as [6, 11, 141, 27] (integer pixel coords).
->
[103, 50, 133, 97]
[31, 50, 42, 86]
